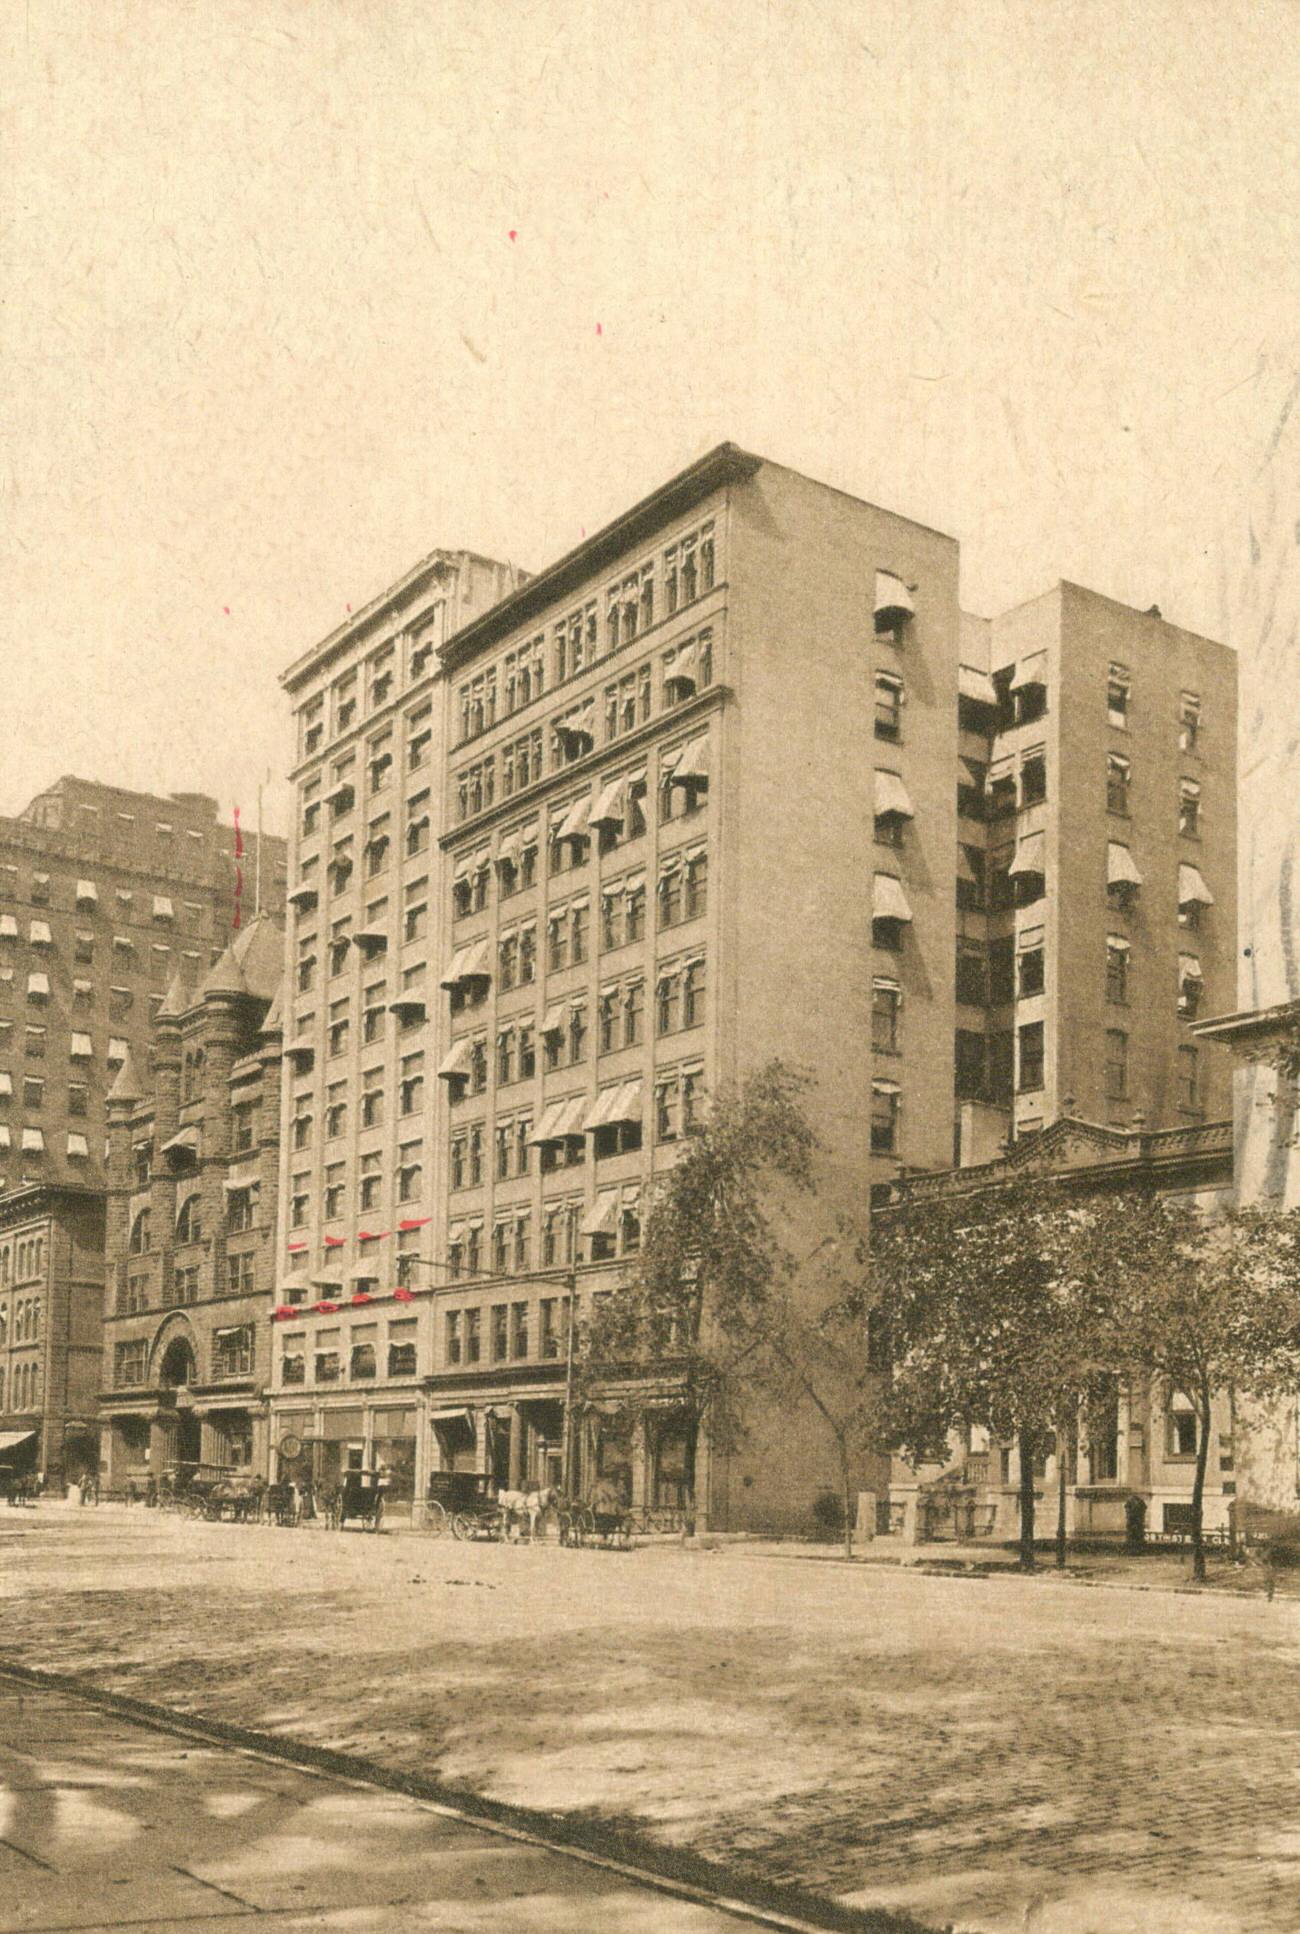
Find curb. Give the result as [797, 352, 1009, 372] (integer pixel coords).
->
[0, 1658, 935, 1934]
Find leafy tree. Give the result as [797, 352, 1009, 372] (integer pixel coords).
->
[577, 1060, 881, 1547]
[868, 1175, 1109, 1571]
[1080, 1192, 1300, 1582]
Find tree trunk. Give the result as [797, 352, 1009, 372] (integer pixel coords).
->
[1191, 1383, 1212, 1585]
[1055, 1426, 1068, 1570]
[1017, 1428, 1037, 1572]
[839, 1439, 854, 1562]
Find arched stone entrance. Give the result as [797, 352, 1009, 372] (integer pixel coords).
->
[159, 1336, 197, 1389]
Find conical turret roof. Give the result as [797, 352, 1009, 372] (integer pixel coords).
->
[156, 968, 190, 1020]
[106, 1047, 144, 1106]
[258, 980, 285, 1036]
[201, 915, 285, 1003]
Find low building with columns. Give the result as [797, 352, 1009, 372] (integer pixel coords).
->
[98, 916, 283, 1490]
[876, 1111, 1237, 1543]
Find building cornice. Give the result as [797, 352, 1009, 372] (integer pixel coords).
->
[438, 443, 762, 677]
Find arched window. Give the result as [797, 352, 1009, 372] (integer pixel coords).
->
[175, 1194, 202, 1245]
[33, 1238, 42, 1277]
[129, 1209, 152, 1255]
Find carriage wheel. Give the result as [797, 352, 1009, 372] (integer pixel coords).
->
[422, 1501, 449, 1538]
[451, 1512, 474, 1540]
[574, 1506, 595, 1548]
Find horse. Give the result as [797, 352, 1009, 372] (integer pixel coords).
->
[497, 1484, 559, 1543]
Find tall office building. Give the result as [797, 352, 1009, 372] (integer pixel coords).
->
[0, 778, 287, 1488]
[266, 446, 1236, 1533]
[271, 550, 520, 1507]
[0, 777, 287, 1190]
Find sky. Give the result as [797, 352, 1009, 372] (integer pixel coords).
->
[4, 0, 1299, 842]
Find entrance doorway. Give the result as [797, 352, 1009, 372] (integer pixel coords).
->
[177, 1411, 201, 1465]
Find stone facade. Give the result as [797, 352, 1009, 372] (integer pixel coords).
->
[99, 918, 283, 1492]
[0, 1182, 104, 1487]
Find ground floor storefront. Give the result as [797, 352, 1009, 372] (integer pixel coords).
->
[101, 1392, 270, 1496]
[267, 1397, 419, 1517]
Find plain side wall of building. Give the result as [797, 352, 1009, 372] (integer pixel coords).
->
[709, 464, 959, 1531]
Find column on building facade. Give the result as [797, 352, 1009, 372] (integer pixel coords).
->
[507, 1404, 524, 1488]
[630, 1413, 650, 1511]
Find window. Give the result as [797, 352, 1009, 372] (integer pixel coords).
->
[455, 759, 495, 823]
[129, 1208, 151, 1255]
[361, 1065, 384, 1127]
[359, 1150, 382, 1211]
[1020, 750, 1046, 808]
[325, 1086, 347, 1139]
[1018, 1021, 1045, 1093]
[113, 1339, 148, 1388]
[23, 1074, 43, 1109]
[1018, 944, 1044, 998]
[1104, 1028, 1128, 1101]
[175, 1194, 202, 1244]
[406, 790, 431, 854]
[1179, 779, 1201, 838]
[872, 978, 901, 1053]
[954, 1029, 986, 1099]
[25, 1025, 45, 1059]
[290, 1177, 310, 1228]
[1167, 1396, 1198, 1457]
[953, 940, 985, 1008]
[324, 1162, 346, 1220]
[398, 1142, 423, 1202]
[1106, 937, 1129, 1005]
[350, 1340, 377, 1380]
[1106, 753, 1130, 816]
[658, 858, 683, 928]
[400, 1052, 424, 1116]
[227, 1188, 255, 1234]
[227, 1252, 255, 1294]
[987, 761, 1016, 819]
[388, 1330, 417, 1377]
[68, 1082, 88, 1118]
[464, 1306, 481, 1363]
[1177, 1044, 1200, 1113]
[874, 671, 903, 741]
[1107, 663, 1130, 727]
[870, 1082, 899, 1154]
[74, 929, 94, 963]
[404, 878, 428, 943]
[1178, 957, 1203, 1020]
[328, 1000, 350, 1058]
[1179, 691, 1201, 753]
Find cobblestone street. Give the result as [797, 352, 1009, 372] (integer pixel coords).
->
[3, 1508, 1298, 1932]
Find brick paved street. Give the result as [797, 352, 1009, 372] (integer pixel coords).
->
[3, 1507, 1299, 1932]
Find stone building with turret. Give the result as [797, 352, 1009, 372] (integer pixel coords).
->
[98, 915, 284, 1490]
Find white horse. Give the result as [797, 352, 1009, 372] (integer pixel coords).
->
[497, 1484, 559, 1543]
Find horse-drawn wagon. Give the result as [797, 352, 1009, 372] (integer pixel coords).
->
[327, 1468, 387, 1532]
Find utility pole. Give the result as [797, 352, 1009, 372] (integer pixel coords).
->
[561, 1270, 578, 1496]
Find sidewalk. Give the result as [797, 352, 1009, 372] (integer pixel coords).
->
[0, 1675, 823, 1933]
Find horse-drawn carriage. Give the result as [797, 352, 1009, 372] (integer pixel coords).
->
[423, 1469, 503, 1540]
[0, 1464, 35, 1508]
[326, 1468, 387, 1532]
[560, 1485, 632, 1549]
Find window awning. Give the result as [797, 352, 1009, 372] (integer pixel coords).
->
[21, 1128, 44, 1153]
[387, 994, 428, 1018]
[75, 879, 98, 904]
[1107, 842, 1143, 888]
[555, 707, 595, 751]
[0, 1432, 36, 1453]
[581, 1190, 620, 1237]
[590, 775, 629, 830]
[587, 1085, 623, 1130]
[66, 1134, 89, 1158]
[70, 1033, 93, 1058]
[153, 895, 174, 919]
[1008, 831, 1046, 878]
[437, 1038, 471, 1080]
[874, 770, 915, 820]
[0, 1126, 10, 1149]
[1178, 863, 1214, 908]
[440, 939, 491, 989]
[323, 781, 354, 809]
[431, 1406, 474, 1428]
[223, 1169, 261, 1193]
[496, 829, 522, 870]
[0, 915, 16, 938]
[556, 793, 592, 843]
[554, 1093, 591, 1138]
[872, 874, 913, 923]
[540, 1000, 567, 1036]
[874, 570, 915, 630]
[958, 756, 986, 789]
[1010, 651, 1048, 691]
[1107, 934, 1131, 954]
[956, 846, 979, 887]
[288, 883, 319, 909]
[0, 1073, 11, 1096]
[28, 922, 52, 946]
[285, 1039, 315, 1066]
[1178, 953, 1204, 982]
[666, 735, 710, 787]
[958, 665, 997, 706]
[26, 971, 50, 997]
[664, 639, 698, 693]
[871, 1077, 902, 1096]
[160, 1127, 200, 1157]
[351, 927, 388, 955]
[528, 1099, 568, 1145]
[604, 1077, 643, 1126]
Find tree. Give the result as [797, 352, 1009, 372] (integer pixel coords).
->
[868, 1175, 1110, 1571]
[577, 1060, 880, 1547]
[1080, 1192, 1300, 1583]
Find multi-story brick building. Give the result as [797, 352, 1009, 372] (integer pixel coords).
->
[98, 916, 284, 1490]
[0, 1182, 105, 1487]
[952, 585, 1236, 1160]
[270, 549, 520, 1509]
[0, 777, 287, 1191]
[267, 445, 1238, 1534]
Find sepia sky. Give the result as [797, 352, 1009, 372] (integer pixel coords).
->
[4, 0, 1299, 839]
